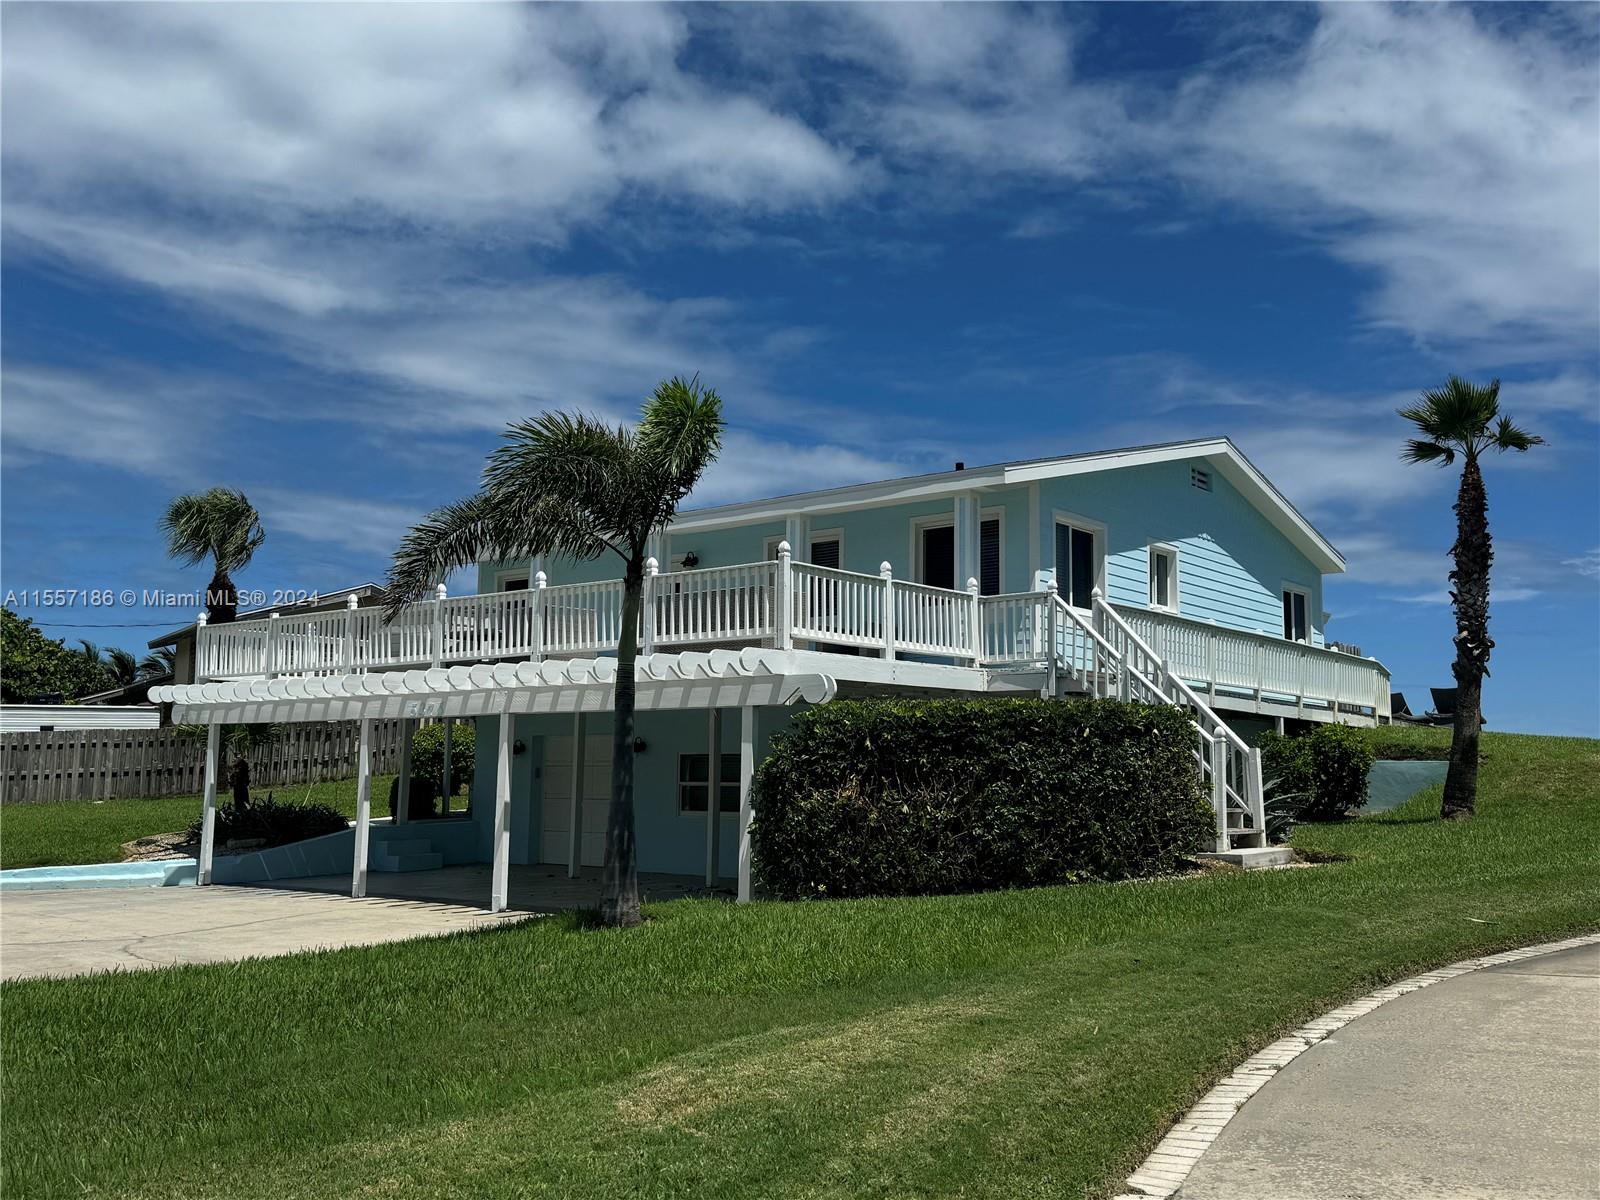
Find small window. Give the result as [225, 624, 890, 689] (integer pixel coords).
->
[1283, 587, 1310, 643]
[500, 576, 529, 592]
[1190, 467, 1212, 492]
[1149, 546, 1177, 610]
[679, 753, 739, 813]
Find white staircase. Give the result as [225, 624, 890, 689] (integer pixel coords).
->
[1043, 584, 1266, 852]
[372, 836, 444, 873]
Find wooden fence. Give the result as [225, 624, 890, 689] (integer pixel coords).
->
[1, 720, 413, 804]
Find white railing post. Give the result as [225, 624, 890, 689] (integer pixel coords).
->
[343, 593, 358, 673]
[880, 562, 896, 662]
[1254, 640, 1264, 708]
[966, 576, 981, 665]
[1248, 746, 1265, 841]
[1210, 731, 1229, 852]
[195, 610, 209, 682]
[775, 540, 793, 650]
[1044, 580, 1059, 698]
[266, 611, 281, 679]
[530, 570, 547, 662]
[1090, 587, 1106, 698]
[642, 557, 658, 655]
[432, 583, 447, 668]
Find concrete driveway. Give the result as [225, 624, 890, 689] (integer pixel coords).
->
[0, 885, 530, 981]
[1182, 942, 1600, 1199]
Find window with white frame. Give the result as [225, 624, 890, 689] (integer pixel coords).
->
[765, 532, 842, 567]
[1053, 518, 1100, 608]
[913, 515, 1002, 594]
[1148, 545, 1178, 610]
[678, 753, 739, 813]
[1282, 586, 1310, 643]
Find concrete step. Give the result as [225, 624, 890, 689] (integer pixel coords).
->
[372, 850, 444, 873]
[1196, 845, 1293, 870]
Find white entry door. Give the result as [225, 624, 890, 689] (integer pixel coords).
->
[540, 733, 609, 867]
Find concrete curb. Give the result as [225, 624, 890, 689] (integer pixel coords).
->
[1111, 932, 1600, 1199]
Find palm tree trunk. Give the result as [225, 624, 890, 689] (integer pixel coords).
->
[601, 563, 644, 927]
[1442, 455, 1492, 819]
[208, 565, 239, 625]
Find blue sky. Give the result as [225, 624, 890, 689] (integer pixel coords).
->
[3, 3, 1597, 734]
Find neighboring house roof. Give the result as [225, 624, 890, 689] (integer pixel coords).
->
[77, 674, 174, 707]
[670, 437, 1346, 574]
[1, 704, 162, 732]
[147, 582, 388, 649]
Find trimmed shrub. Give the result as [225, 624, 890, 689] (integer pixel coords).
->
[186, 793, 347, 850]
[751, 697, 1213, 900]
[1259, 725, 1375, 821]
[389, 775, 440, 821]
[411, 722, 474, 798]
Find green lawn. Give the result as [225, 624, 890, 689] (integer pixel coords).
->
[2, 729, 1596, 1199]
[0, 775, 398, 870]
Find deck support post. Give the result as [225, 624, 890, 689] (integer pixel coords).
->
[352, 717, 373, 898]
[880, 562, 896, 662]
[491, 716, 512, 912]
[1209, 731, 1229, 853]
[197, 722, 220, 885]
[736, 705, 755, 903]
[705, 709, 723, 887]
[567, 712, 586, 878]
[395, 718, 414, 826]
[441, 719, 453, 816]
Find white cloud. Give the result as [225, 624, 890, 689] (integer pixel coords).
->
[254, 488, 423, 557]
[1564, 549, 1600, 579]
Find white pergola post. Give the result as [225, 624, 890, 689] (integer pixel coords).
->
[491, 716, 513, 912]
[441, 719, 454, 815]
[197, 722, 220, 885]
[705, 709, 723, 886]
[395, 718, 414, 825]
[567, 712, 587, 878]
[736, 705, 755, 904]
[351, 717, 373, 898]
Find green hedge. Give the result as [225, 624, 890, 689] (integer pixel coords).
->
[1259, 725, 1375, 820]
[411, 722, 474, 797]
[751, 698, 1213, 900]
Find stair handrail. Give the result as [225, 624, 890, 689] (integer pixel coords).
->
[1049, 593, 1171, 704]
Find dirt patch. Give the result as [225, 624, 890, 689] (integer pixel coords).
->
[120, 831, 197, 862]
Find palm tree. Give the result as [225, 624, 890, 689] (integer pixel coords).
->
[1400, 376, 1543, 819]
[138, 647, 177, 680]
[105, 647, 141, 687]
[160, 488, 266, 624]
[386, 376, 723, 927]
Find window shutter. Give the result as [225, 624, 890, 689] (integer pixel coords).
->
[810, 539, 840, 570]
[979, 519, 1001, 595]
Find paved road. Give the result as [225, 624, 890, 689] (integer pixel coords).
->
[1182, 943, 1600, 1199]
[0, 885, 530, 981]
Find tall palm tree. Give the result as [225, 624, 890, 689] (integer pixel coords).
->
[1400, 376, 1543, 819]
[385, 376, 723, 927]
[160, 488, 266, 624]
[104, 647, 141, 687]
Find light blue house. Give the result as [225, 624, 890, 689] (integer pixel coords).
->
[154, 437, 1390, 910]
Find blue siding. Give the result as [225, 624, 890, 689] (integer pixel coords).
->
[1035, 460, 1324, 643]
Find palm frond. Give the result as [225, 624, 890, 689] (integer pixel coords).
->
[484, 411, 638, 558]
[160, 488, 266, 573]
[106, 647, 140, 686]
[138, 647, 177, 679]
[637, 374, 724, 524]
[1489, 416, 1545, 454]
[1398, 376, 1500, 451]
[1401, 438, 1454, 466]
[384, 494, 501, 616]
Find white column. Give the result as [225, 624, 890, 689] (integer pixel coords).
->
[783, 515, 810, 561]
[736, 706, 755, 904]
[441, 719, 454, 815]
[491, 716, 513, 912]
[953, 492, 980, 593]
[395, 718, 414, 826]
[567, 712, 587, 878]
[197, 722, 220, 885]
[705, 709, 723, 886]
[352, 717, 373, 898]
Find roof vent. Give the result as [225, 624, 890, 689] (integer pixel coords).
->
[1190, 466, 1212, 492]
[954, 461, 965, 471]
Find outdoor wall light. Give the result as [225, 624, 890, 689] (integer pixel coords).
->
[633, 737, 648, 753]
[680, 552, 700, 568]
[513, 739, 526, 755]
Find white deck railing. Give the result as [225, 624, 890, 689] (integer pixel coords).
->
[194, 544, 1387, 726]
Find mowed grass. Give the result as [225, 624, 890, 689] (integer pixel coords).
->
[3, 729, 1597, 1199]
[0, 775, 397, 869]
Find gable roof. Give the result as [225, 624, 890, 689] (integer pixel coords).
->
[671, 438, 1346, 574]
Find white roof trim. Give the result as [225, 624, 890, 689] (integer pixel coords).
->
[665, 438, 1344, 574]
[0, 705, 162, 732]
